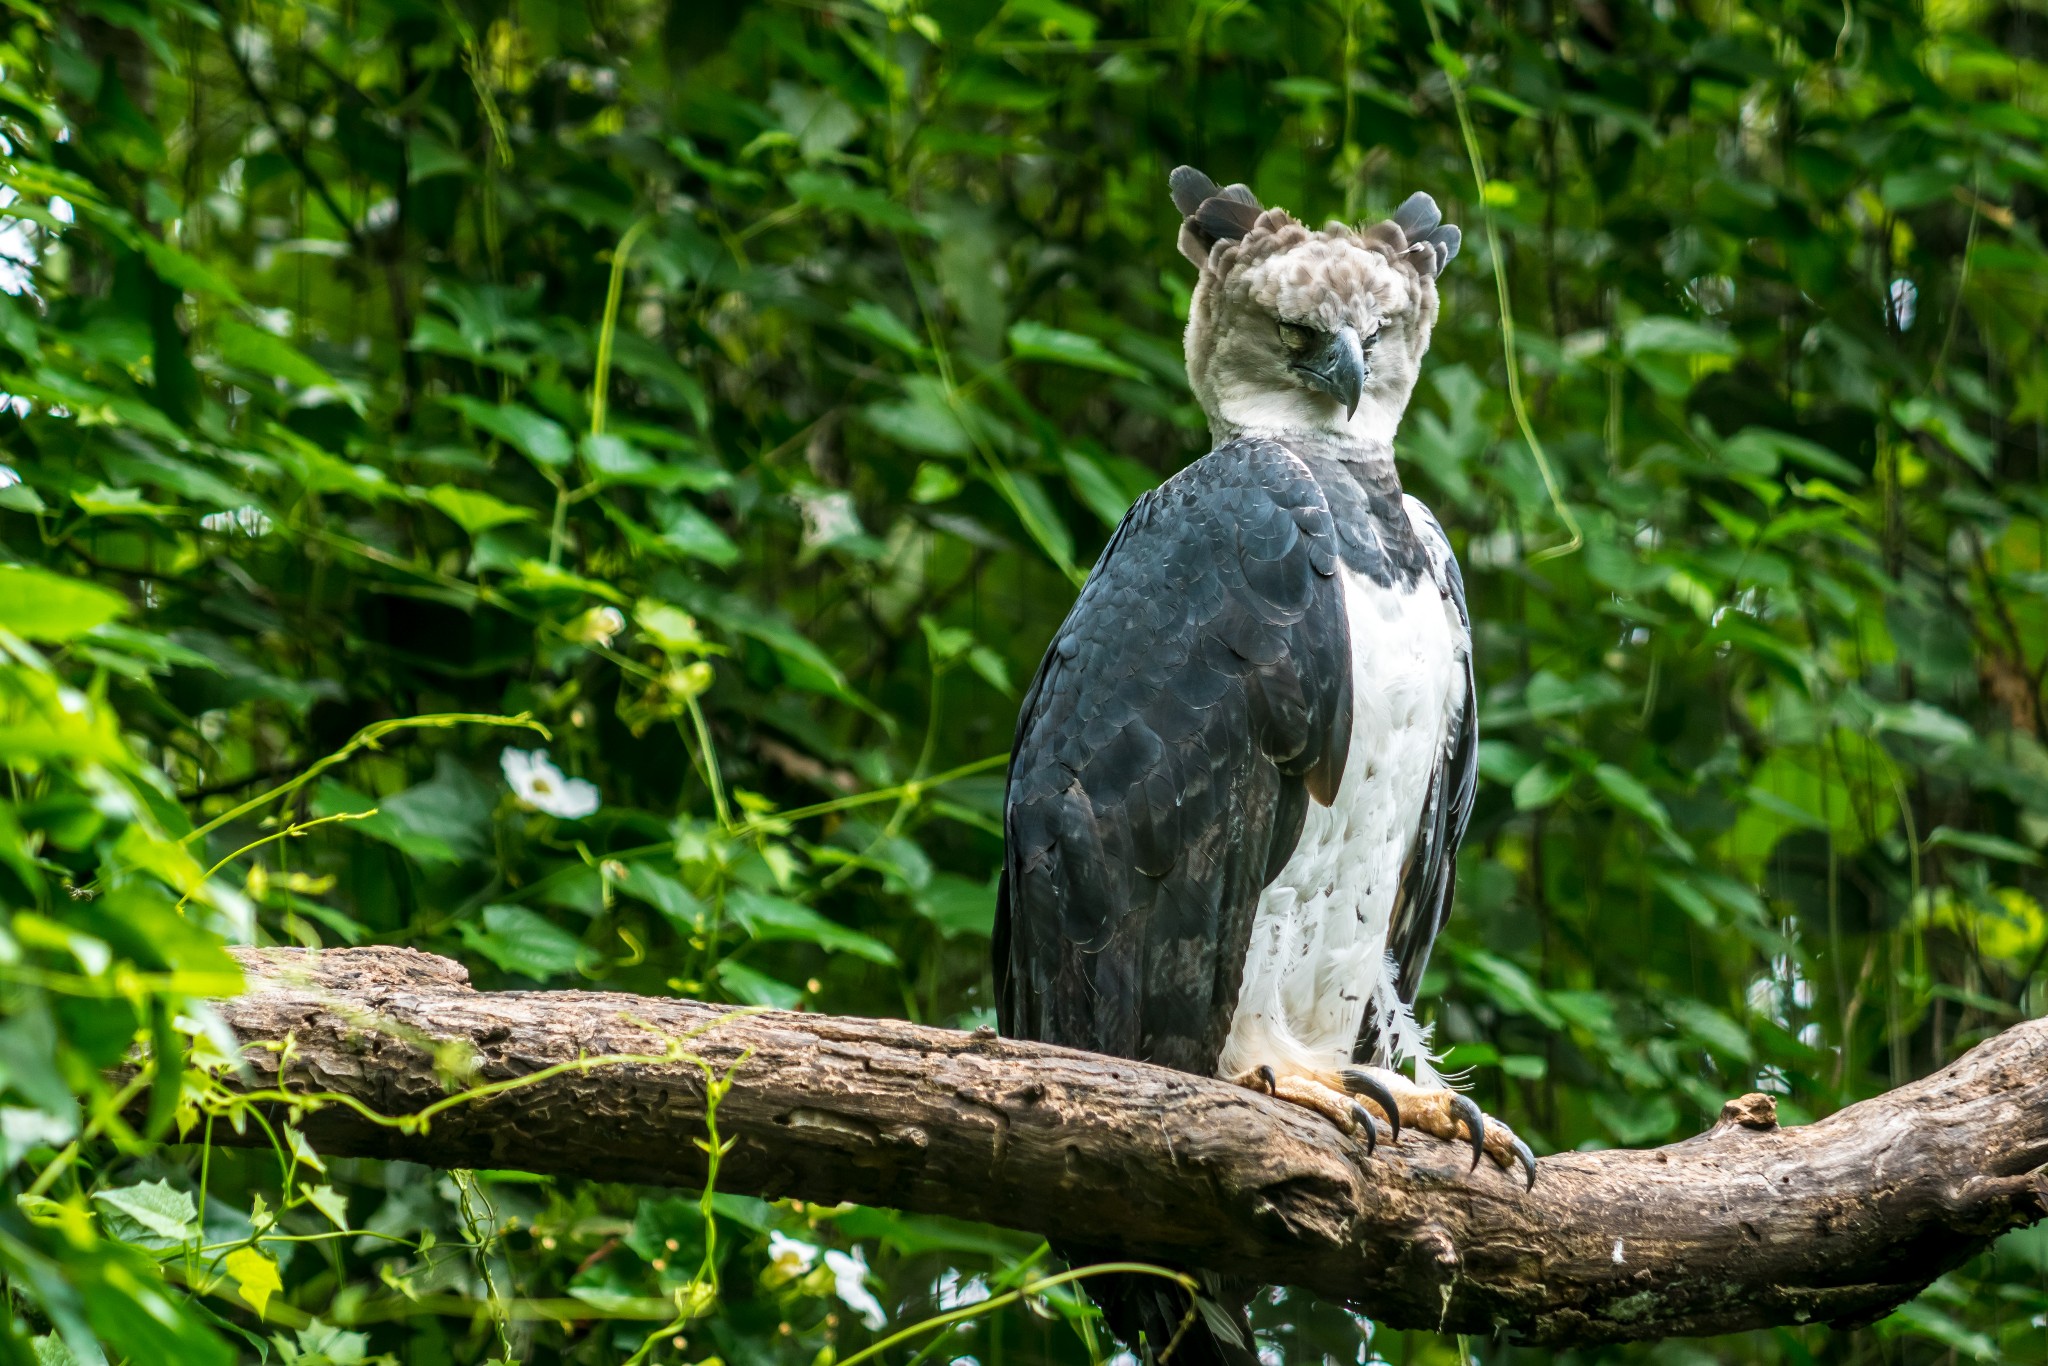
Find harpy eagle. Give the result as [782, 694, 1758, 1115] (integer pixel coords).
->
[993, 169, 1533, 1363]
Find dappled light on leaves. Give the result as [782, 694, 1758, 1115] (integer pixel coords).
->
[0, 0, 2042, 1362]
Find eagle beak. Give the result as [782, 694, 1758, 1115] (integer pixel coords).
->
[1293, 323, 1366, 419]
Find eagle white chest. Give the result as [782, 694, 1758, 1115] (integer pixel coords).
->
[1215, 498, 1467, 1084]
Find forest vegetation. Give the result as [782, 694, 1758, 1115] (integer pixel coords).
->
[1, 0, 2046, 1362]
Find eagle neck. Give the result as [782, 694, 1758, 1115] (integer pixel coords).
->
[1278, 430, 1398, 476]
[1261, 434, 1428, 589]
[1214, 427, 1402, 485]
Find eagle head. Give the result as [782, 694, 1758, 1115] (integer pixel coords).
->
[1170, 166, 1460, 448]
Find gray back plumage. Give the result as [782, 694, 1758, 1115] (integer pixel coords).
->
[995, 439, 1353, 1070]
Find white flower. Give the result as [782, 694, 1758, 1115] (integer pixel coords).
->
[935, 1269, 989, 1311]
[764, 1232, 884, 1327]
[767, 1230, 821, 1278]
[823, 1246, 887, 1330]
[501, 748, 601, 819]
[1888, 277, 1917, 332]
[793, 486, 863, 551]
[200, 506, 274, 537]
[567, 605, 625, 647]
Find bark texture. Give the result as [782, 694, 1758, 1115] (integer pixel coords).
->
[199, 947, 2048, 1346]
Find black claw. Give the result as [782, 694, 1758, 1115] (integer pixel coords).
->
[1348, 1103, 1378, 1156]
[1256, 1065, 1277, 1096]
[1339, 1068, 1401, 1145]
[1449, 1094, 1487, 1171]
[1511, 1135, 1538, 1191]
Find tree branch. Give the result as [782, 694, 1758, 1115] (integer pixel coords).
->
[197, 947, 2048, 1347]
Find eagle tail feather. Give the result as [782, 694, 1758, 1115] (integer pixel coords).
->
[1065, 1251, 1261, 1366]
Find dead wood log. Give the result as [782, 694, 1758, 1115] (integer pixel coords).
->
[193, 946, 2048, 1347]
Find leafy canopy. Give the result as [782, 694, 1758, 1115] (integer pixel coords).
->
[1, 0, 2045, 1362]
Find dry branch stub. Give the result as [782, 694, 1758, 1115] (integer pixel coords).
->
[194, 947, 2048, 1346]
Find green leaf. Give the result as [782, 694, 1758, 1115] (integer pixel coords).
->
[787, 170, 925, 235]
[1727, 426, 1863, 484]
[419, 483, 537, 535]
[286, 1323, 372, 1366]
[78, 1247, 234, 1365]
[510, 559, 628, 603]
[920, 621, 972, 671]
[633, 600, 708, 654]
[1622, 315, 1739, 357]
[223, 1245, 283, 1320]
[0, 565, 130, 641]
[1870, 699, 1974, 746]
[284, 1124, 327, 1174]
[999, 469, 1075, 576]
[863, 381, 973, 457]
[1512, 761, 1573, 811]
[726, 889, 899, 965]
[914, 873, 997, 939]
[830, 1206, 1031, 1260]
[910, 461, 964, 503]
[1729, 735, 1903, 876]
[622, 862, 707, 931]
[1593, 763, 1693, 859]
[967, 646, 1013, 696]
[1451, 947, 1564, 1027]
[1878, 167, 1956, 211]
[0, 295, 40, 362]
[655, 498, 740, 567]
[139, 237, 244, 304]
[71, 485, 181, 519]
[1995, 1222, 2048, 1273]
[581, 433, 716, 490]
[302, 1182, 349, 1230]
[714, 959, 803, 1009]
[407, 129, 471, 184]
[31, 1334, 82, 1366]
[0, 477, 47, 514]
[459, 905, 588, 980]
[1662, 998, 1754, 1062]
[1520, 670, 1626, 721]
[1061, 449, 1136, 526]
[91, 1180, 197, 1246]
[443, 395, 574, 468]
[1925, 826, 2042, 866]
[1652, 871, 1721, 928]
[213, 320, 341, 394]
[844, 301, 927, 357]
[672, 590, 858, 703]
[1884, 1299, 1997, 1360]
[312, 759, 493, 865]
[1007, 321, 1148, 380]
[1893, 396, 1993, 476]
[82, 623, 220, 675]
[1589, 1091, 1679, 1145]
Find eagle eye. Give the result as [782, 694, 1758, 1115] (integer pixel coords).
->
[1277, 321, 1318, 352]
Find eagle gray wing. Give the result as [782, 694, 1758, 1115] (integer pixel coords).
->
[1360, 499, 1478, 1062]
[995, 439, 1352, 1076]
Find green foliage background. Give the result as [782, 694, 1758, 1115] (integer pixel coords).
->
[1, 0, 2046, 1361]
